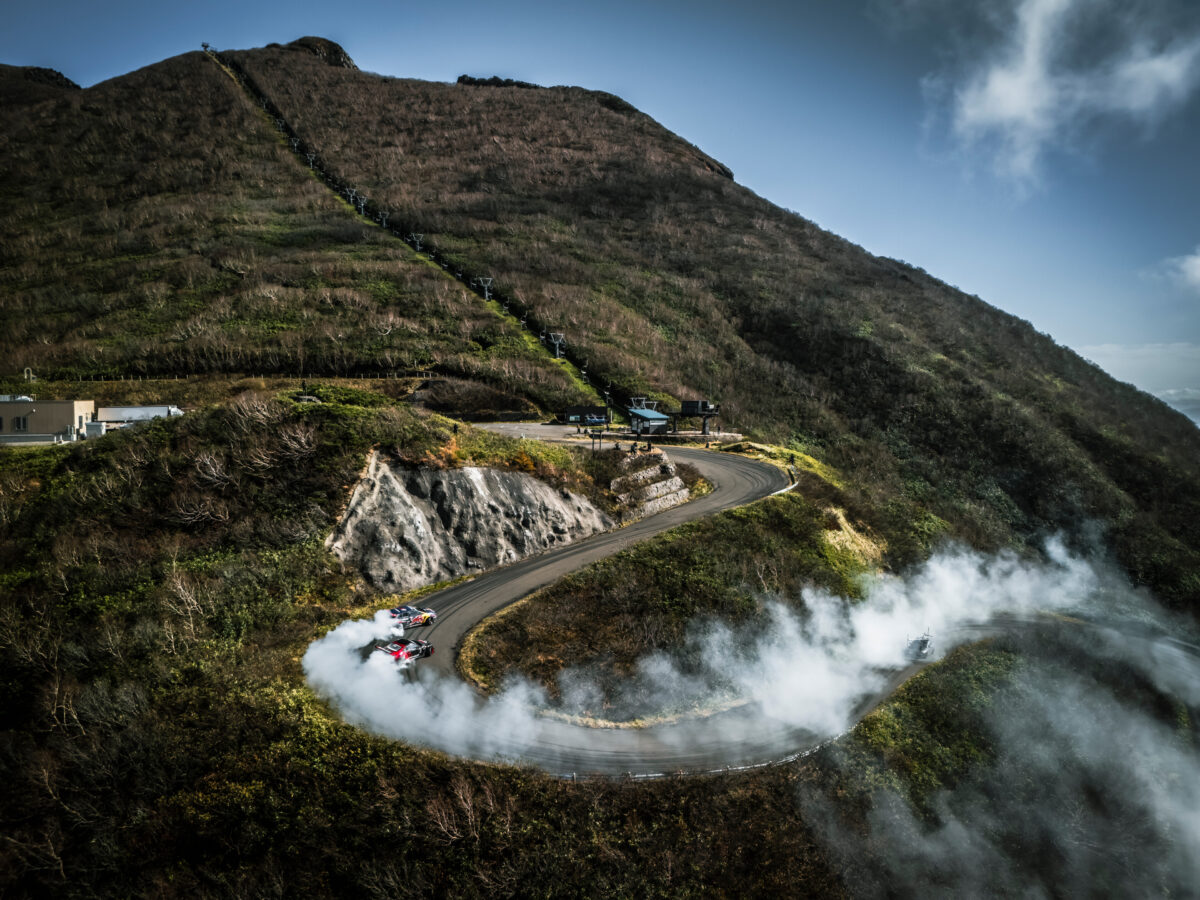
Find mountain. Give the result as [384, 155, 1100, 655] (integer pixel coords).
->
[2, 37, 1199, 898]
[3, 37, 1197, 605]
[0, 46, 588, 416]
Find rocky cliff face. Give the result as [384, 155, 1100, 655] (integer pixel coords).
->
[326, 452, 612, 590]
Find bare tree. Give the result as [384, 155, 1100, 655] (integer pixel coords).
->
[277, 421, 317, 459]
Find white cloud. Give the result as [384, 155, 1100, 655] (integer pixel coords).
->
[1154, 388, 1200, 424]
[1163, 245, 1200, 293]
[939, 0, 1200, 185]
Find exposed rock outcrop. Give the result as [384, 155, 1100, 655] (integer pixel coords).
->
[286, 37, 357, 69]
[611, 449, 690, 520]
[327, 452, 611, 590]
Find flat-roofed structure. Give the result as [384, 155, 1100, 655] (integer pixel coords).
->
[97, 405, 183, 425]
[557, 405, 608, 426]
[628, 406, 670, 436]
[0, 397, 94, 444]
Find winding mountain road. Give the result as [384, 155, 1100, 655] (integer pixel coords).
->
[326, 427, 1195, 777]
[323, 426, 930, 775]
[422, 428, 788, 684]
[391, 426, 880, 776]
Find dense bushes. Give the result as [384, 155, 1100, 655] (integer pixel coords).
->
[5, 39, 1197, 604]
[0, 393, 861, 896]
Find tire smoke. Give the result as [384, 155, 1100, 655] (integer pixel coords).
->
[303, 540, 1139, 773]
[802, 593, 1200, 896]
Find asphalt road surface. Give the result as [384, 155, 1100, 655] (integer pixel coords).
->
[341, 425, 923, 776]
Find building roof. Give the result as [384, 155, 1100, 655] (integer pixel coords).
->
[628, 407, 669, 421]
[97, 405, 183, 421]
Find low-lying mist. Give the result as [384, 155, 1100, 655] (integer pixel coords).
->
[302, 539, 1157, 771]
[554, 539, 1101, 728]
[806, 591, 1200, 897]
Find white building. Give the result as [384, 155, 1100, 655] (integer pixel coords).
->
[0, 397, 95, 444]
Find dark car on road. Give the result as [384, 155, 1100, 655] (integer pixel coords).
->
[376, 638, 434, 662]
[905, 631, 934, 661]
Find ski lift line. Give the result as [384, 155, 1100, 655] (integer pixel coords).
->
[209, 50, 603, 397]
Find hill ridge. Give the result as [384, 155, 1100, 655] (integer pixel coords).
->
[1, 38, 1198, 606]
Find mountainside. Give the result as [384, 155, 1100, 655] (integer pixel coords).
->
[0, 48, 589, 414]
[4, 37, 1195, 605]
[231, 41, 1200, 600]
[2, 37, 1200, 898]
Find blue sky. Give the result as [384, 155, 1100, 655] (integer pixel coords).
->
[4, 0, 1198, 419]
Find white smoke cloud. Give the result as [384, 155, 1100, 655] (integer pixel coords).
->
[302, 610, 550, 763]
[303, 543, 1199, 891]
[921, 0, 1200, 186]
[806, 601, 1200, 896]
[304, 541, 1118, 772]
[560, 540, 1099, 734]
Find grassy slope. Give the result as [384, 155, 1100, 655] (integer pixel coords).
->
[2, 38, 1196, 602]
[0, 52, 588, 415]
[222, 40, 1200, 608]
[10, 412, 1181, 896]
[0, 392, 851, 897]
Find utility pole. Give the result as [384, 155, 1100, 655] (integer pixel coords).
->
[548, 332, 566, 359]
[408, 233, 423, 252]
[473, 277, 493, 301]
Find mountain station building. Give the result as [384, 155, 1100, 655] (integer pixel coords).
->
[0, 397, 94, 444]
[628, 406, 670, 436]
[0, 398, 185, 443]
